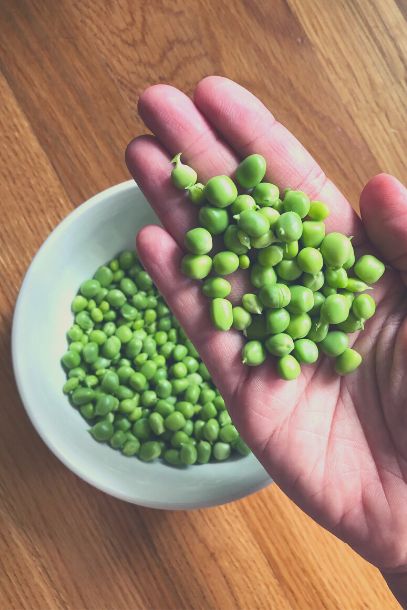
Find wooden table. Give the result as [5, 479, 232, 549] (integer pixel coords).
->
[0, 0, 404, 608]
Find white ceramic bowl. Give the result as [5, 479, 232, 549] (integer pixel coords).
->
[12, 181, 272, 509]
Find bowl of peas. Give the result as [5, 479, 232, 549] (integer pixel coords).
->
[12, 180, 271, 509]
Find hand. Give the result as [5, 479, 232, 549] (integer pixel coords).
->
[126, 76, 407, 573]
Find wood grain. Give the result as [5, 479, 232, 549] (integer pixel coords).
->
[0, 0, 404, 608]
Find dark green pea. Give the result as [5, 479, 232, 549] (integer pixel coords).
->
[109, 430, 126, 449]
[197, 440, 212, 464]
[119, 278, 137, 297]
[276, 259, 302, 281]
[301, 221, 325, 248]
[258, 244, 284, 267]
[168, 328, 178, 343]
[133, 418, 151, 439]
[188, 182, 206, 204]
[101, 336, 121, 359]
[90, 421, 114, 441]
[260, 283, 291, 308]
[80, 279, 101, 298]
[95, 393, 117, 416]
[134, 352, 148, 367]
[213, 251, 239, 275]
[320, 331, 349, 357]
[244, 315, 267, 341]
[210, 298, 233, 331]
[325, 267, 348, 289]
[242, 293, 263, 314]
[81, 342, 99, 364]
[235, 154, 267, 189]
[292, 339, 318, 364]
[334, 349, 362, 376]
[251, 262, 277, 289]
[80, 403, 95, 419]
[184, 227, 213, 255]
[128, 263, 143, 279]
[185, 339, 200, 358]
[199, 204, 229, 235]
[140, 408, 151, 419]
[204, 418, 220, 442]
[164, 449, 183, 466]
[302, 271, 324, 292]
[114, 415, 132, 433]
[252, 182, 279, 207]
[337, 312, 362, 333]
[135, 271, 153, 292]
[198, 362, 211, 380]
[62, 377, 79, 394]
[346, 278, 373, 293]
[95, 289, 109, 306]
[204, 175, 237, 208]
[119, 250, 135, 269]
[232, 306, 252, 331]
[265, 308, 290, 334]
[235, 437, 251, 456]
[194, 420, 206, 441]
[120, 303, 138, 321]
[122, 439, 140, 456]
[142, 337, 157, 356]
[181, 254, 213, 279]
[152, 366, 167, 382]
[139, 441, 161, 461]
[114, 326, 132, 344]
[116, 385, 135, 401]
[172, 344, 188, 361]
[286, 313, 312, 340]
[234, 210, 270, 237]
[213, 442, 231, 461]
[283, 189, 310, 218]
[154, 379, 172, 399]
[275, 212, 302, 243]
[158, 317, 172, 332]
[156, 302, 171, 318]
[242, 340, 266, 366]
[265, 333, 294, 356]
[184, 384, 201, 405]
[165, 411, 186, 431]
[71, 387, 95, 406]
[230, 194, 257, 215]
[307, 319, 329, 342]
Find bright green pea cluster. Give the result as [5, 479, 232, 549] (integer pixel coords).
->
[61, 251, 250, 465]
[172, 154, 386, 381]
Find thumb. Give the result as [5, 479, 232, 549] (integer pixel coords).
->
[360, 173, 407, 271]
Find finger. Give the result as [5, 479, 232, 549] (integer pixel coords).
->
[360, 173, 407, 271]
[137, 84, 239, 180]
[136, 224, 247, 397]
[194, 76, 365, 242]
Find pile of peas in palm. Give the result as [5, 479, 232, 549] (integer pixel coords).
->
[61, 250, 251, 464]
[172, 153, 386, 381]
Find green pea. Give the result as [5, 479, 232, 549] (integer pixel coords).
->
[71, 296, 88, 313]
[125, 338, 142, 359]
[235, 154, 267, 189]
[319, 294, 349, 326]
[334, 348, 362, 376]
[343, 247, 355, 270]
[277, 354, 301, 381]
[337, 312, 362, 333]
[168, 328, 178, 344]
[286, 313, 312, 340]
[179, 443, 197, 465]
[163, 448, 183, 466]
[307, 292, 325, 317]
[128, 263, 143, 279]
[308, 200, 330, 220]
[114, 414, 132, 432]
[302, 271, 325, 292]
[252, 182, 279, 207]
[148, 412, 165, 436]
[173, 344, 188, 361]
[204, 418, 220, 442]
[322, 284, 337, 298]
[165, 411, 186, 431]
[292, 339, 318, 364]
[251, 262, 277, 289]
[129, 372, 147, 392]
[242, 341, 266, 366]
[109, 430, 125, 449]
[346, 278, 373, 293]
[103, 310, 117, 322]
[286, 286, 314, 314]
[265, 308, 290, 334]
[197, 362, 210, 381]
[80, 403, 95, 419]
[160, 342, 175, 358]
[135, 271, 153, 291]
[72, 387, 96, 406]
[87, 299, 97, 312]
[140, 360, 157, 380]
[301, 221, 325, 248]
[234, 210, 270, 237]
[157, 317, 172, 333]
[204, 175, 237, 208]
[80, 279, 101, 298]
[198, 204, 229, 235]
[352, 294, 375, 329]
[282, 240, 299, 260]
[119, 398, 139, 414]
[275, 212, 302, 243]
[122, 439, 140, 456]
[139, 441, 161, 461]
[90, 421, 114, 441]
[250, 230, 275, 249]
[213, 442, 231, 461]
[75, 311, 94, 331]
[175, 401, 195, 419]
[232, 306, 252, 331]
[354, 254, 385, 284]
[62, 377, 79, 394]
[106, 289, 126, 308]
[61, 350, 81, 370]
[245, 315, 267, 340]
[273, 198, 284, 213]
[184, 384, 201, 405]
[142, 337, 157, 356]
[257, 207, 280, 229]
[239, 255, 250, 269]
[265, 333, 294, 356]
[154, 400, 175, 418]
[170, 430, 190, 449]
[154, 379, 171, 399]
[186, 183, 205, 206]
[194, 420, 206, 441]
[325, 267, 348, 289]
[91, 356, 111, 372]
[242, 293, 263, 314]
[132, 293, 148, 310]
[212, 251, 239, 276]
[219, 424, 239, 443]
[338, 290, 355, 308]
[218, 410, 231, 427]
[282, 189, 310, 218]
[181, 254, 213, 279]
[82, 342, 99, 364]
[276, 259, 302, 281]
[69, 367, 87, 382]
[133, 418, 151, 439]
[94, 266, 113, 288]
[67, 324, 85, 342]
[184, 227, 213, 255]
[230, 194, 258, 216]
[141, 390, 157, 408]
[235, 437, 251, 456]
[197, 440, 212, 464]
[258, 244, 284, 267]
[171, 153, 197, 189]
[89, 330, 107, 346]
[307, 319, 329, 342]
[320, 233, 352, 268]
[102, 336, 121, 359]
[110, 259, 119, 271]
[223, 224, 249, 255]
[210, 298, 233, 331]
[101, 371, 120, 396]
[297, 247, 323, 274]
[319, 331, 349, 357]
[200, 402, 217, 421]
[103, 322, 116, 337]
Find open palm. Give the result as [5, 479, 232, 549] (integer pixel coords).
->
[126, 76, 407, 572]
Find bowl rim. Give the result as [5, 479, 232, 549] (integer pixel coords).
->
[12, 180, 272, 509]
